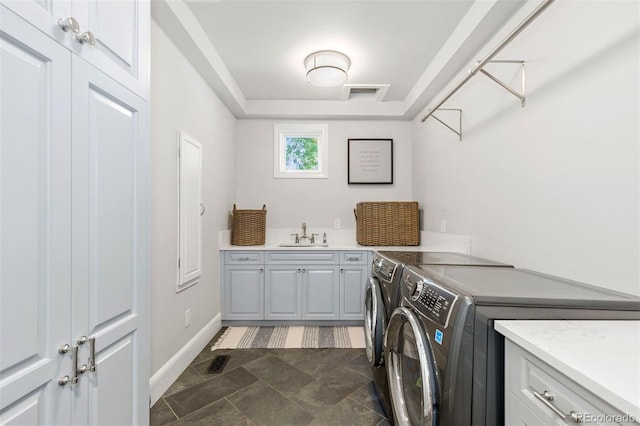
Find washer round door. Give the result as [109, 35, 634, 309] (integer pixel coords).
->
[385, 306, 439, 426]
[364, 277, 385, 367]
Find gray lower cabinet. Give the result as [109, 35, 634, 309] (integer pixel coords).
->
[265, 251, 340, 321]
[265, 266, 302, 319]
[301, 266, 340, 320]
[223, 252, 264, 320]
[223, 250, 368, 321]
[339, 251, 369, 320]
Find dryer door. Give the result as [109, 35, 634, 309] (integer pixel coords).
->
[365, 277, 385, 367]
[385, 307, 438, 426]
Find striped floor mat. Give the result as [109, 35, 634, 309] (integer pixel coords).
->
[212, 326, 365, 350]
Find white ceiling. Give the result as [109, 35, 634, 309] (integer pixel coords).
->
[151, 0, 526, 120]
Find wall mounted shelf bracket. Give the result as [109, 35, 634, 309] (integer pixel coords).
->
[420, 0, 554, 140]
[480, 60, 526, 107]
[430, 109, 463, 141]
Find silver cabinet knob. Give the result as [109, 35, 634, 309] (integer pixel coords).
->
[76, 31, 96, 46]
[58, 375, 70, 386]
[58, 17, 80, 33]
[78, 364, 88, 375]
[77, 336, 87, 345]
[58, 344, 70, 355]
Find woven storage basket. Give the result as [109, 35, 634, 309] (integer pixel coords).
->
[231, 204, 266, 246]
[354, 201, 419, 246]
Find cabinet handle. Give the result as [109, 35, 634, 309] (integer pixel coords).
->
[58, 375, 70, 386]
[71, 346, 79, 384]
[77, 336, 96, 373]
[259, 268, 264, 273]
[533, 390, 580, 422]
[58, 343, 70, 355]
[297, 268, 302, 273]
[340, 268, 344, 273]
[58, 17, 80, 33]
[88, 337, 96, 373]
[76, 31, 96, 46]
[302, 268, 306, 273]
[239, 257, 250, 261]
[347, 257, 359, 261]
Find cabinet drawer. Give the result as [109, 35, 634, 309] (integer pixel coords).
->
[340, 251, 368, 265]
[225, 251, 264, 264]
[506, 341, 631, 425]
[266, 251, 338, 264]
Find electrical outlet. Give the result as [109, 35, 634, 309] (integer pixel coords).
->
[334, 218, 341, 229]
[185, 309, 191, 328]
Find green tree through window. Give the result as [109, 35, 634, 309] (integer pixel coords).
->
[285, 137, 318, 170]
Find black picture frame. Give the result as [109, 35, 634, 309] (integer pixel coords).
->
[347, 138, 393, 184]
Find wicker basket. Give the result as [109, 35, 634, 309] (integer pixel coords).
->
[231, 204, 266, 246]
[354, 202, 419, 246]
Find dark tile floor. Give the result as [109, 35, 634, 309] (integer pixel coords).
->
[150, 337, 391, 426]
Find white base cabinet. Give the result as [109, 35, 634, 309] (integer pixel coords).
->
[222, 250, 370, 322]
[505, 340, 635, 425]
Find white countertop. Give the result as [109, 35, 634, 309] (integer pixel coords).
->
[495, 320, 640, 420]
[219, 229, 471, 253]
[219, 242, 425, 251]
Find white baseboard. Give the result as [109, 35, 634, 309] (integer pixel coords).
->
[149, 313, 221, 405]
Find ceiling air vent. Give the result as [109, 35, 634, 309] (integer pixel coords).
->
[341, 84, 390, 102]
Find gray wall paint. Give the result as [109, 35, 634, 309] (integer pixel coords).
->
[150, 20, 236, 374]
[412, 0, 640, 295]
[234, 119, 413, 230]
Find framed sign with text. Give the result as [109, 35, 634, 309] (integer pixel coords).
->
[347, 138, 393, 184]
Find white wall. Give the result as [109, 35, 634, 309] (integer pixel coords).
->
[235, 119, 413, 231]
[412, 1, 639, 295]
[150, 20, 236, 376]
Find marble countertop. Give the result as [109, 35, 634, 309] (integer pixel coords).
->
[495, 320, 640, 420]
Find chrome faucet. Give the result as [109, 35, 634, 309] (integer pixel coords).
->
[290, 223, 319, 244]
[299, 222, 310, 242]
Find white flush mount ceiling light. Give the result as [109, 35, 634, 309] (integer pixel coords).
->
[304, 50, 351, 87]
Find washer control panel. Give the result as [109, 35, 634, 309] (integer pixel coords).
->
[372, 255, 398, 282]
[404, 272, 458, 328]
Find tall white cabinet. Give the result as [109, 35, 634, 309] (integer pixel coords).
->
[0, 1, 149, 424]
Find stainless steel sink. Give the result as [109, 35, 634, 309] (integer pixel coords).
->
[278, 243, 329, 248]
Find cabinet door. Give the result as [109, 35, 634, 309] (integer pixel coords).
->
[265, 267, 301, 320]
[224, 266, 264, 320]
[1, 0, 73, 47]
[1, 0, 149, 97]
[70, 0, 149, 97]
[302, 266, 339, 320]
[0, 6, 72, 424]
[70, 56, 148, 426]
[340, 266, 367, 320]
